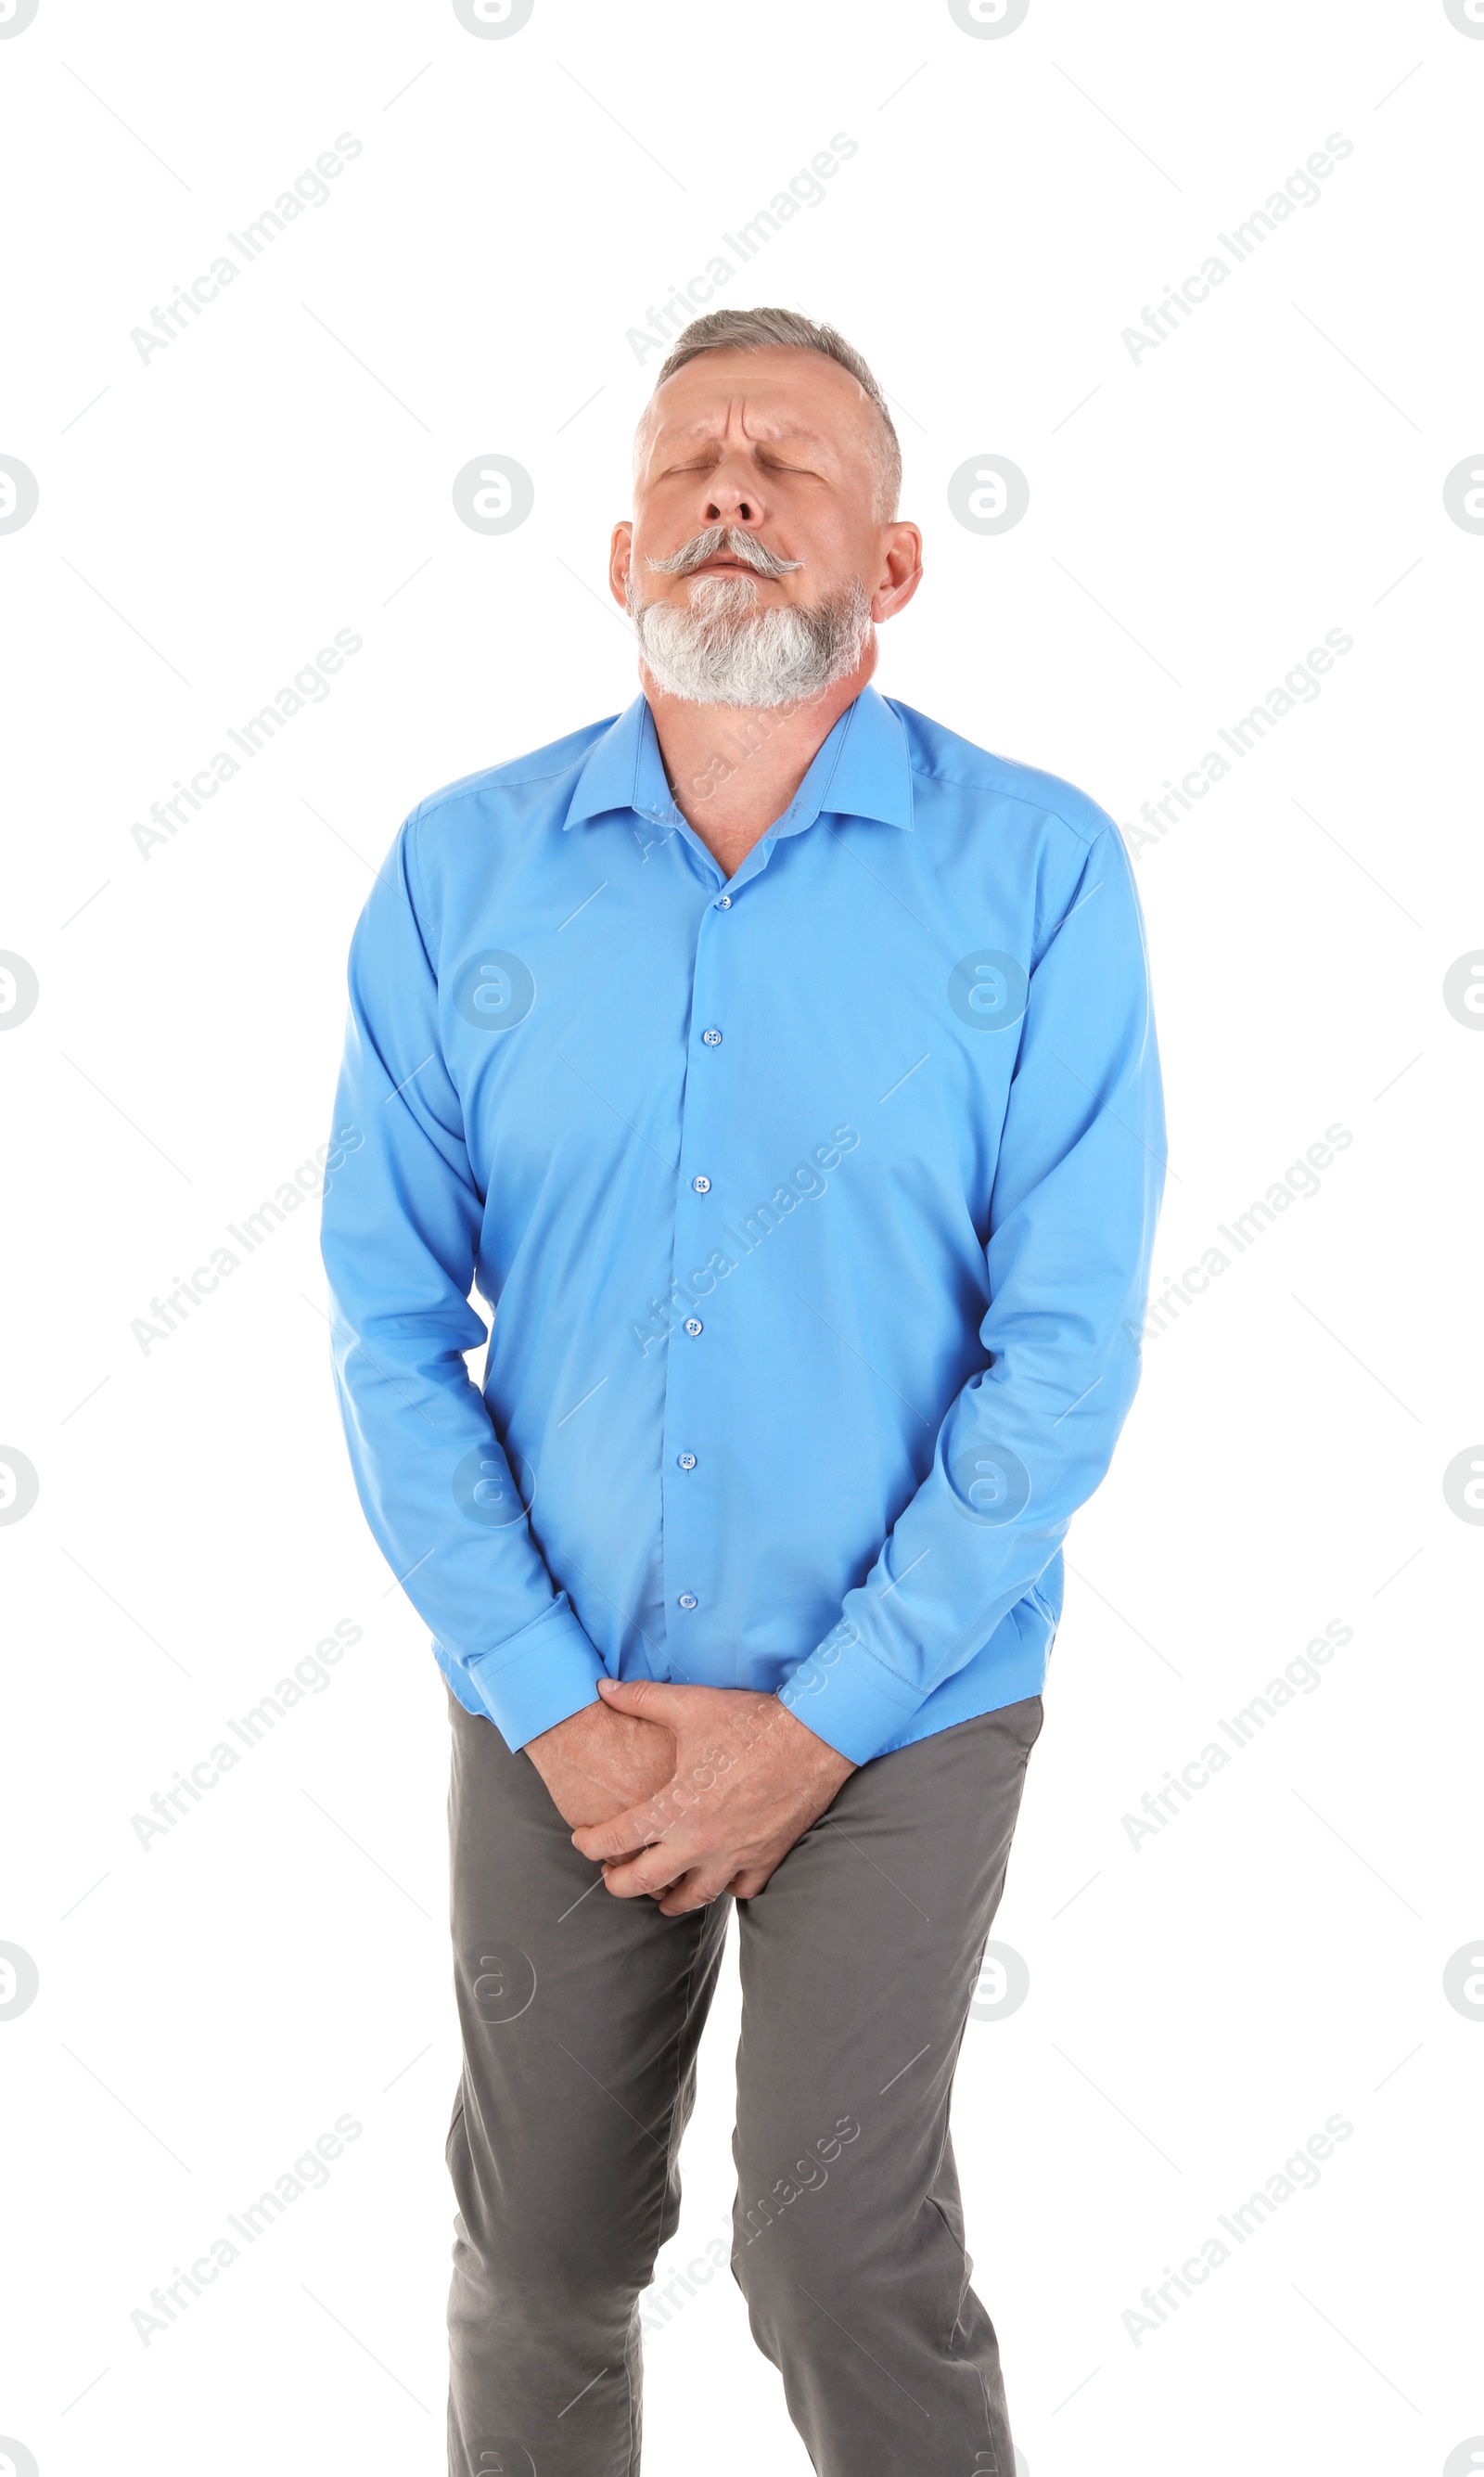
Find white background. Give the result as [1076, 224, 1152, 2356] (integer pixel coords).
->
[2, 2, 1481, 2471]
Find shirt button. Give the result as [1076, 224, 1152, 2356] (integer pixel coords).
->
[678, 1592, 698, 1611]
[684, 1316, 703, 1336]
[714, 894, 732, 909]
[701, 1027, 723, 1046]
[691, 1174, 710, 1193]
[677, 1452, 697, 1470]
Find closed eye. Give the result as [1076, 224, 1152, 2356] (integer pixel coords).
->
[757, 455, 823, 481]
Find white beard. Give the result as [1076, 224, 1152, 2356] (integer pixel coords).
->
[626, 569, 873, 709]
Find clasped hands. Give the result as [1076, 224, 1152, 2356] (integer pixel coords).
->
[524, 1676, 855, 1917]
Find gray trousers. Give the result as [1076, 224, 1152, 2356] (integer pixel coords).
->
[444, 1683, 1043, 2476]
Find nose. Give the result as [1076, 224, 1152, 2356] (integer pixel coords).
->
[706, 494, 757, 526]
[699, 458, 764, 531]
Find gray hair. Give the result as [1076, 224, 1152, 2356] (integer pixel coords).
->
[639, 306, 902, 520]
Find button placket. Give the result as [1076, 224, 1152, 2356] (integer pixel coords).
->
[659, 888, 733, 1662]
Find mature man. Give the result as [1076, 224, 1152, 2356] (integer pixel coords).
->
[321, 306, 1164, 2477]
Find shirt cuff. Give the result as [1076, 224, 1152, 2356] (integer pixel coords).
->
[460, 1598, 608, 1752]
[777, 1631, 927, 1766]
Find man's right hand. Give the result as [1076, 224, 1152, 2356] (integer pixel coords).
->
[524, 1692, 676, 1831]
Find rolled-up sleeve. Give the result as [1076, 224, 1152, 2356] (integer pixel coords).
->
[777, 821, 1165, 1765]
[319, 810, 607, 1750]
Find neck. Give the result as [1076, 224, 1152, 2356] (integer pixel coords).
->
[643, 642, 877, 878]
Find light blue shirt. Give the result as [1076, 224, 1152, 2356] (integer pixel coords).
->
[320, 686, 1164, 1765]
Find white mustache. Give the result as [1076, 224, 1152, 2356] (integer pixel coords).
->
[645, 524, 805, 581]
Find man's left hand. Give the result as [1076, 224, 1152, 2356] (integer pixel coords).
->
[569, 1676, 856, 1915]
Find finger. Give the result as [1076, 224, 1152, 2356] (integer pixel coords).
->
[657, 1870, 732, 1918]
[600, 1846, 690, 1899]
[571, 1799, 673, 1864]
[596, 1829, 702, 1898]
[596, 1675, 686, 1721]
[725, 1866, 774, 1901]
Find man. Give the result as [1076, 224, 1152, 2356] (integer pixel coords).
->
[320, 305, 1164, 2477]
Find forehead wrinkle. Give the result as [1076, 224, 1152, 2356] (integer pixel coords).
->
[648, 394, 847, 463]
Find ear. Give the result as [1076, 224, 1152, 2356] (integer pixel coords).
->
[609, 521, 634, 610]
[872, 521, 924, 624]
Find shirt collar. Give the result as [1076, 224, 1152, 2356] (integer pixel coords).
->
[562, 684, 915, 836]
